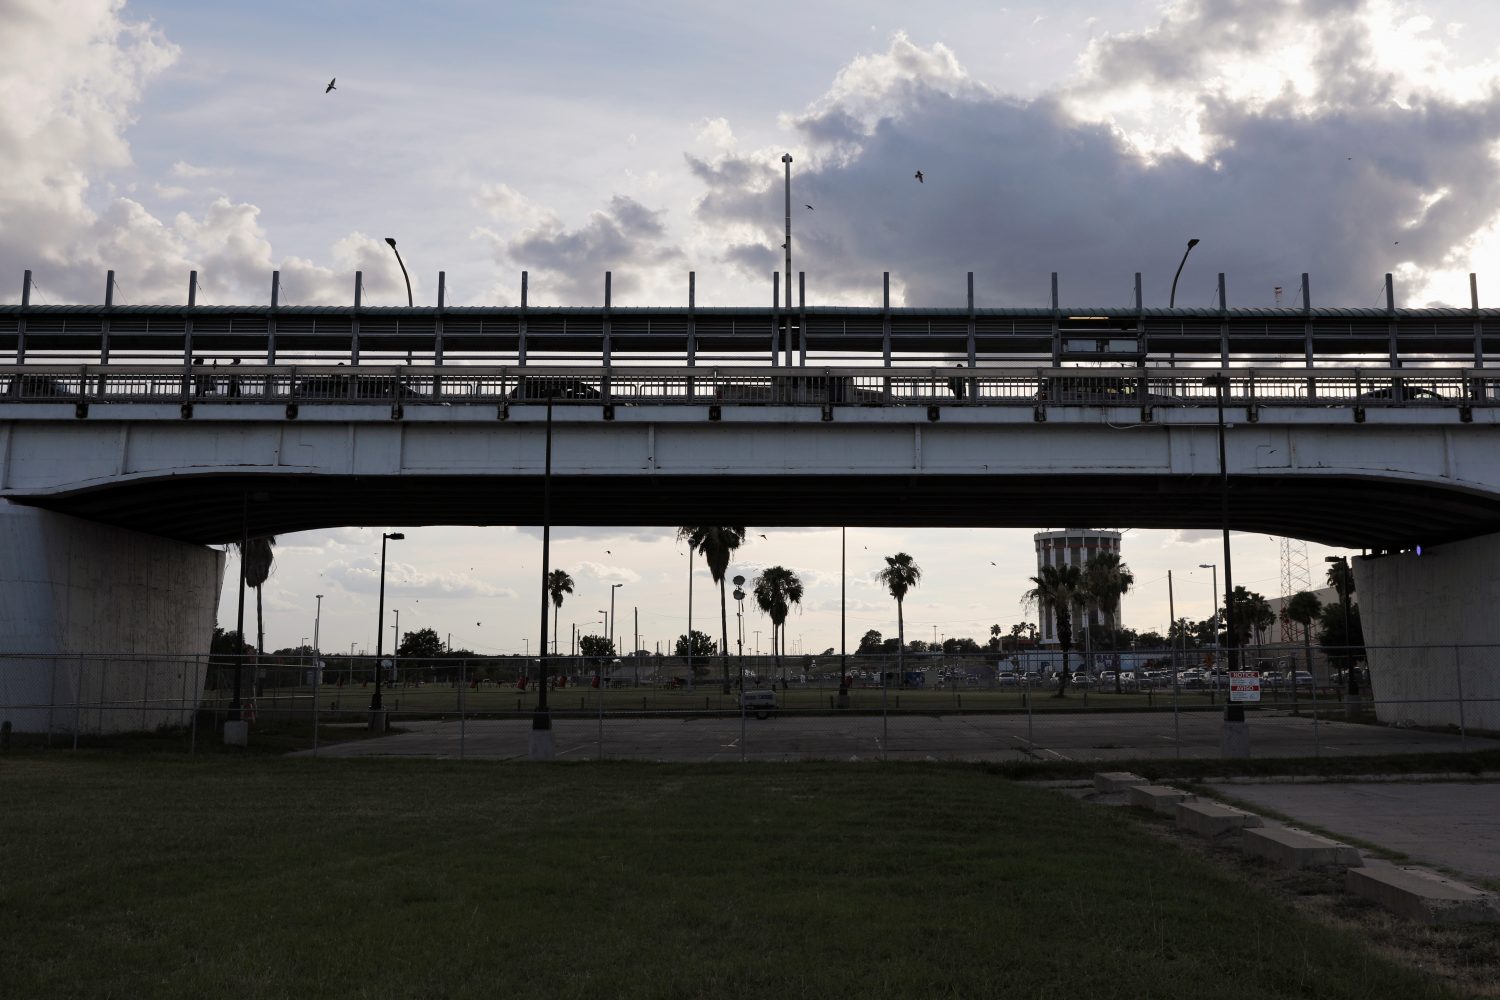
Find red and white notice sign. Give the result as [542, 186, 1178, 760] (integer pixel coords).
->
[1229, 671, 1262, 703]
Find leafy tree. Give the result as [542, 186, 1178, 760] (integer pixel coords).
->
[547, 569, 574, 656]
[678, 526, 748, 694]
[398, 627, 445, 660]
[674, 630, 716, 659]
[875, 553, 922, 687]
[1324, 559, 1362, 695]
[881, 637, 900, 654]
[1083, 552, 1135, 692]
[1167, 617, 1199, 649]
[1228, 586, 1274, 665]
[211, 626, 252, 657]
[907, 639, 929, 654]
[944, 637, 981, 655]
[579, 634, 615, 659]
[1023, 563, 1083, 696]
[1135, 630, 1167, 650]
[753, 565, 804, 685]
[1318, 602, 1365, 674]
[857, 629, 884, 654]
[1283, 591, 1322, 708]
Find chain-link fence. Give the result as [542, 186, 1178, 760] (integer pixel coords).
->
[1, 645, 1495, 760]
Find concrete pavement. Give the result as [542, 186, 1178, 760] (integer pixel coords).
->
[298, 709, 1497, 763]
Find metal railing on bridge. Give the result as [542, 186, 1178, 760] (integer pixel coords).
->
[1, 364, 1494, 413]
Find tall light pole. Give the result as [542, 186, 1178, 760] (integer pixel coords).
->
[609, 583, 623, 655]
[1204, 372, 1240, 742]
[1198, 563, 1218, 641]
[733, 576, 746, 684]
[313, 594, 323, 664]
[782, 152, 798, 367]
[531, 397, 556, 759]
[384, 237, 413, 307]
[370, 531, 404, 728]
[1169, 238, 1201, 308]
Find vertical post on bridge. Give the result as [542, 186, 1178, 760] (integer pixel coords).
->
[966, 272, 976, 369]
[1049, 272, 1060, 366]
[351, 270, 362, 366]
[268, 270, 279, 365]
[1385, 273, 1399, 370]
[881, 272, 891, 402]
[797, 271, 806, 367]
[1217, 273, 1228, 366]
[687, 272, 696, 399]
[1301, 272, 1314, 401]
[602, 271, 612, 402]
[518, 271, 528, 367]
[16, 269, 29, 364]
[771, 271, 780, 366]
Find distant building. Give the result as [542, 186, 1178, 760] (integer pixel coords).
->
[1033, 528, 1122, 646]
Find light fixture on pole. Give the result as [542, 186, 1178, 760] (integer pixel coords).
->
[732, 575, 746, 683]
[1169, 238, 1201, 308]
[1198, 563, 1218, 638]
[384, 237, 413, 308]
[313, 593, 323, 663]
[369, 531, 404, 730]
[609, 583, 623, 654]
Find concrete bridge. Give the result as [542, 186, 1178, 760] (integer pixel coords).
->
[4, 271, 1500, 735]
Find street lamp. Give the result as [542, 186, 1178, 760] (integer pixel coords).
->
[370, 531, 404, 728]
[1198, 563, 1218, 639]
[1169, 238, 1201, 308]
[384, 237, 413, 308]
[609, 583, 623, 654]
[1203, 372, 1240, 739]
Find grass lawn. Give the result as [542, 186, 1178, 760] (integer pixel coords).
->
[0, 757, 1462, 1000]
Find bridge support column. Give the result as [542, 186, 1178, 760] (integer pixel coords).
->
[1354, 538, 1500, 733]
[0, 499, 224, 735]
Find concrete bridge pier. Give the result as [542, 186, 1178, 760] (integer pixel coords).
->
[1355, 539, 1500, 734]
[0, 500, 224, 735]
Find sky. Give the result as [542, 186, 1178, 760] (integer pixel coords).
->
[5, 0, 1500, 656]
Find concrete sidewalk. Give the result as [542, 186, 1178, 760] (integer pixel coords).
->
[1208, 780, 1500, 887]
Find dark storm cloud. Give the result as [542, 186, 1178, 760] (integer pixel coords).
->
[694, 1, 1500, 308]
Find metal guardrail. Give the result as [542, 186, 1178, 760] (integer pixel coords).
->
[0, 364, 1493, 410]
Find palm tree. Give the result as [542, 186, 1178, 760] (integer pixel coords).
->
[1283, 591, 1322, 710]
[1023, 563, 1083, 696]
[1083, 552, 1135, 693]
[875, 553, 922, 688]
[678, 527, 748, 693]
[236, 536, 276, 695]
[752, 566, 803, 686]
[547, 569, 574, 657]
[1229, 586, 1274, 663]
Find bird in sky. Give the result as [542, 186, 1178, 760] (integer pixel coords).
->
[606, 549, 612, 554]
[759, 534, 768, 540]
[914, 170, 924, 183]
[476, 622, 482, 626]
[805, 204, 814, 211]
[990, 561, 996, 566]
[325, 77, 336, 93]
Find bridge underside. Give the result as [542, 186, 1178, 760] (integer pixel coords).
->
[12, 472, 1499, 549]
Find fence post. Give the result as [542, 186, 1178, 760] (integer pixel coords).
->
[190, 655, 199, 755]
[458, 659, 466, 760]
[1454, 645, 1468, 752]
[73, 657, 84, 752]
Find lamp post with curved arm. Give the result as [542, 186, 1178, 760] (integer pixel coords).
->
[370, 531, 404, 729]
[1169, 238, 1201, 308]
[384, 238, 413, 307]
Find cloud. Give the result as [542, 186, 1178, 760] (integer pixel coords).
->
[321, 557, 513, 600]
[475, 192, 686, 304]
[690, 6, 1500, 308]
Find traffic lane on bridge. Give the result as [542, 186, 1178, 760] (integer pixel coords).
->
[299, 712, 1495, 762]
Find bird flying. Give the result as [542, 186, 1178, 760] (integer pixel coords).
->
[325, 77, 336, 93]
[805, 204, 814, 210]
[914, 170, 924, 183]
[759, 534, 767, 540]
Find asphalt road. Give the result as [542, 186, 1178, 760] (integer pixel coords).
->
[300, 710, 1496, 763]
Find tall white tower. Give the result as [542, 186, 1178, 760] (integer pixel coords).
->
[1033, 528, 1123, 645]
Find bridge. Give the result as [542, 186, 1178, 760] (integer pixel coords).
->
[3, 271, 1499, 737]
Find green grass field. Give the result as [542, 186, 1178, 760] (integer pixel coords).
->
[0, 757, 1463, 999]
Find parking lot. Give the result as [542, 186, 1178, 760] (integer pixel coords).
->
[301, 709, 1496, 762]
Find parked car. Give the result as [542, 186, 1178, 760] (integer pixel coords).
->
[997, 672, 1020, 687]
[1071, 672, 1096, 688]
[739, 689, 778, 720]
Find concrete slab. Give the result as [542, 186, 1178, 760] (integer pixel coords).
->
[1176, 800, 1263, 838]
[1209, 781, 1500, 884]
[1346, 865, 1500, 925]
[1241, 826, 1362, 869]
[1094, 771, 1149, 794]
[1129, 784, 1193, 815]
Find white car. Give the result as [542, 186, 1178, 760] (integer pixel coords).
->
[739, 689, 778, 719]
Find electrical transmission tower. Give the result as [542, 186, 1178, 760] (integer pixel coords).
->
[1279, 537, 1312, 642]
